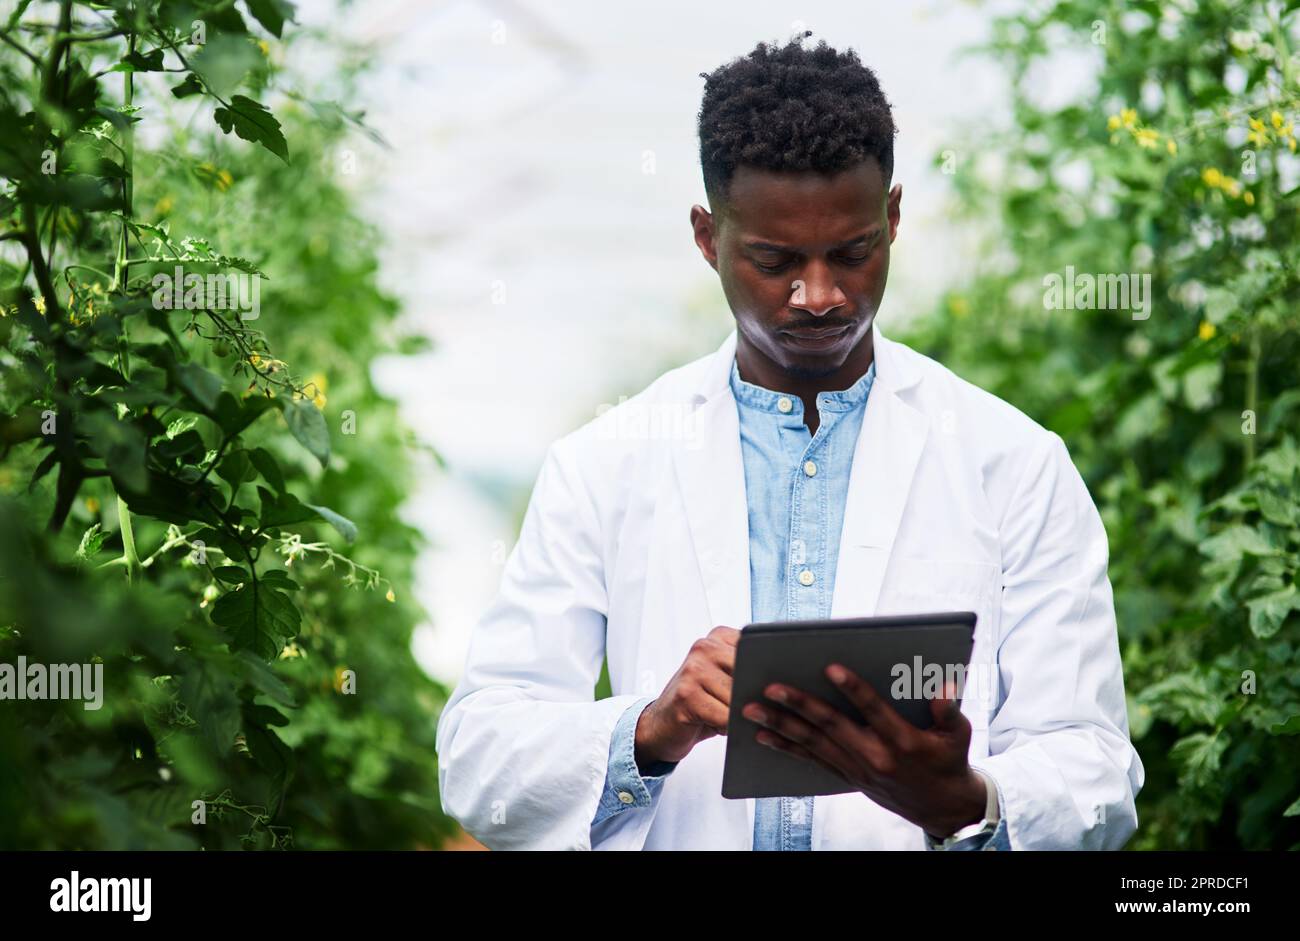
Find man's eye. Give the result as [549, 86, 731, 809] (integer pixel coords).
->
[754, 259, 791, 273]
[838, 252, 871, 265]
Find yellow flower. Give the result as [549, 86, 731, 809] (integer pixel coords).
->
[154, 194, 174, 215]
[216, 169, 233, 191]
[1120, 107, 1138, 128]
[1166, 138, 1177, 155]
[1107, 114, 1122, 131]
[1272, 111, 1284, 129]
[1223, 177, 1242, 198]
[85, 496, 100, 514]
[258, 39, 270, 56]
[1135, 128, 1160, 149]
[1198, 321, 1216, 341]
[1247, 116, 1271, 147]
[385, 588, 396, 603]
[1201, 167, 1223, 188]
[1290, 137, 1297, 153]
[1244, 190, 1256, 205]
[34, 296, 46, 314]
[249, 352, 262, 368]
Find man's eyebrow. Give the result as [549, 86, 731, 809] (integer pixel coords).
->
[743, 229, 883, 253]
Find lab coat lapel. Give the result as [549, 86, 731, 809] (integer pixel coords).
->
[830, 322, 930, 618]
[670, 332, 752, 634]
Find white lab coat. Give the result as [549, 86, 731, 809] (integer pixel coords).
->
[436, 323, 1145, 850]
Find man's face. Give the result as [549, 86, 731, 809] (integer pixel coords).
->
[691, 160, 901, 381]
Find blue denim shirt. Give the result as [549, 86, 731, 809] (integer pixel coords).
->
[593, 355, 1008, 850]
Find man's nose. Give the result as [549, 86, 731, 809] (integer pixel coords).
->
[789, 265, 847, 317]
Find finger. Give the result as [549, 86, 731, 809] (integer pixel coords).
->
[742, 698, 864, 781]
[825, 663, 913, 746]
[930, 680, 967, 733]
[754, 730, 853, 785]
[693, 662, 733, 710]
[761, 682, 870, 749]
[708, 625, 742, 648]
[703, 637, 738, 676]
[691, 690, 731, 736]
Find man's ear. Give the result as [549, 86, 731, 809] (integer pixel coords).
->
[887, 183, 902, 243]
[690, 204, 719, 272]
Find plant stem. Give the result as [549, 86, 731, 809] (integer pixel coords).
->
[1244, 324, 1259, 472]
[117, 495, 143, 583]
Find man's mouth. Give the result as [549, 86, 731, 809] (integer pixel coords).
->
[778, 323, 852, 350]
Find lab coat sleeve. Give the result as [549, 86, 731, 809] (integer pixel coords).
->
[975, 431, 1145, 850]
[435, 437, 658, 850]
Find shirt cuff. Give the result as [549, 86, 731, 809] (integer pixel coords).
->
[591, 696, 679, 827]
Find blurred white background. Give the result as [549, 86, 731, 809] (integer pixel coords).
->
[290, 1, 1065, 686]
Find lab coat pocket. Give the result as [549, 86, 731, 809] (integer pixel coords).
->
[877, 556, 1001, 747]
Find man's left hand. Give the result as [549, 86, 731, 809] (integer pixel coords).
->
[741, 664, 986, 839]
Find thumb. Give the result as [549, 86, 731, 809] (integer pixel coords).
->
[930, 680, 963, 730]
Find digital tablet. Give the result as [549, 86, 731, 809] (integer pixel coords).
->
[720, 612, 976, 800]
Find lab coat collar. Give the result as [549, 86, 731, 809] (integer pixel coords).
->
[674, 315, 930, 630]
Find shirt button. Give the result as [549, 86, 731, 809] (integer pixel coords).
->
[798, 569, 815, 587]
[777, 396, 793, 414]
[618, 791, 635, 804]
[803, 460, 817, 477]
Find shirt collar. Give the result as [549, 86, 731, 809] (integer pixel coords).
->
[729, 356, 876, 415]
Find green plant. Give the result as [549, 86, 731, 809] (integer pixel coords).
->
[0, 0, 453, 849]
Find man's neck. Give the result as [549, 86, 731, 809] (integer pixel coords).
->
[735, 330, 875, 435]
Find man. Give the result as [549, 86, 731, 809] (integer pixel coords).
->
[436, 36, 1144, 850]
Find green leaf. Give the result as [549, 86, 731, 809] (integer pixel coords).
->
[1256, 489, 1300, 527]
[1169, 732, 1228, 790]
[1270, 714, 1300, 736]
[257, 486, 316, 527]
[235, 648, 297, 706]
[210, 581, 301, 659]
[214, 391, 276, 436]
[80, 411, 148, 494]
[171, 74, 204, 99]
[1285, 796, 1300, 818]
[248, 447, 285, 493]
[213, 95, 288, 162]
[278, 397, 329, 466]
[74, 523, 105, 562]
[1247, 586, 1300, 639]
[304, 503, 357, 543]
[244, 0, 296, 38]
[212, 565, 250, 585]
[180, 660, 242, 756]
[110, 49, 166, 73]
[1201, 525, 1279, 564]
[217, 449, 252, 490]
[174, 362, 224, 413]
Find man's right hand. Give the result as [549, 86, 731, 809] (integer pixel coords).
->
[634, 625, 741, 770]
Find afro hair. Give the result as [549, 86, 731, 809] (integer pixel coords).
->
[697, 33, 897, 212]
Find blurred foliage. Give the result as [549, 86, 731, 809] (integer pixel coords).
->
[0, 0, 455, 848]
[902, 0, 1300, 848]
